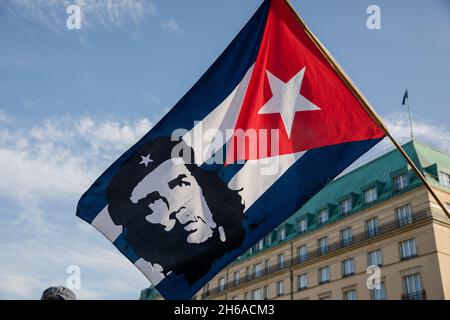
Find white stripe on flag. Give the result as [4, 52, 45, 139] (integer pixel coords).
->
[91, 206, 123, 242]
[228, 151, 306, 212]
[182, 65, 254, 166]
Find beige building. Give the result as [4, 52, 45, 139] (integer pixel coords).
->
[141, 140, 450, 300]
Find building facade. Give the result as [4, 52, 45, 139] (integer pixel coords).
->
[141, 140, 450, 300]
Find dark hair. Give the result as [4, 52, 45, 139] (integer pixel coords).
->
[107, 136, 246, 286]
[41, 286, 76, 300]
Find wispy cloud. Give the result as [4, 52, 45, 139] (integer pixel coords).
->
[0, 112, 152, 299]
[0, 110, 12, 124]
[140, 90, 163, 106]
[162, 18, 181, 33]
[0, 238, 149, 300]
[76, 116, 152, 155]
[3, 0, 157, 31]
[0, 114, 152, 204]
[384, 111, 450, 152]
[0, 274, 44, 299]
[339, 111, 450, 175]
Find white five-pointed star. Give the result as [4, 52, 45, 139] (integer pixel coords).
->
[258, 67, 321, 138]
[139, 154, 153, 167]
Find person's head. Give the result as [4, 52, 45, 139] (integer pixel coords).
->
[41, 286, 76, 300]
[108, 137, 246, 285]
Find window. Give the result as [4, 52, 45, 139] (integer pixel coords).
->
[245, 267, 250, 281]
[234, 271, 240, 286]
[440, 171, 450, 188]
[317, 237, 328, 256]
[203, 284, 210, 297]
[252, 288, 261, 300]
[394, 173, 409, 191]
[264, 259, 270, 273]
[218, 277, 225, 292]
[265, 234, 272, 247]
[297, 245, 308, 263]
[319, 266, 330, 284]
[263, 285, 269, 300]
[279, 226, 286, 241]
[257, 238, 264, 251]
[366, 217, 380, 238]
[368, 249, 383, 267]
[342, 258, 355, 277]
[277, 254, 285, 269]
[254, 263, 263, 278]
[276, 281, 284, 297]
[400, 239, 417, 260]
[371, 282, 386, 300]
[339, 198, 352, 214]
[243, 292, 248, 300]
[297, 218, 308, 233]
[343, 290, 357, 300]
[297, 273, 308, 291]
[403, 273, 424, 300]
[340, 227, 353, 247]
[396, 204, 412, 227]
[364, 187, 378, 204]
[318, 209, 329, 224]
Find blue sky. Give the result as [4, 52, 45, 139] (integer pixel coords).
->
[0, 0, 449, 300]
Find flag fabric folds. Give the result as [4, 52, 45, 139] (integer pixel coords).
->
[76, 0, 385, 300]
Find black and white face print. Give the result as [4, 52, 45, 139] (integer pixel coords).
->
[130, 157, 226, 245]
[106, 136, 246, 286]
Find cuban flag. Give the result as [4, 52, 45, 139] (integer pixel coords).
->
[77, 0, 385, 300]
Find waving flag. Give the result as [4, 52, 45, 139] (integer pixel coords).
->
[402, 89, 409, 106]
[76, 0, 385, 300]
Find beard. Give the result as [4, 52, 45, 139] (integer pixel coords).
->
[126, 214, 231, 286]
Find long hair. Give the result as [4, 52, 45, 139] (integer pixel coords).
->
[107, 136, 246, 286]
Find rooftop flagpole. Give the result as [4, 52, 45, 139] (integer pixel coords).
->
[283, 0, 450, 218]
[404, 88, 414, 139]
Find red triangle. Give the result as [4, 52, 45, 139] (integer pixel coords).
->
[226, 0, 385, 164]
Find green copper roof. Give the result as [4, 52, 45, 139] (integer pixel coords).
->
[140, 286, 160, 300]
[414, 141, 450, 188]
[240, 139, 450, 257]
[290, 140, 449, 223]
[285, 140, 422, 225]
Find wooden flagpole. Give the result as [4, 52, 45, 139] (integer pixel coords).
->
[283, 0, 450, 218]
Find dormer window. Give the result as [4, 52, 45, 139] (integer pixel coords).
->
[439, 171, 450, 188]
[257, 238, 264, 250]
[364, 187, 378, 204]
[279, 226, 286, 241]
[394, 173, 409, 191]
[297, 218, 307, 233]
[265, 233, 272, 247]
[317, 209, 329, 225]
[339, 198, 352, 214]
